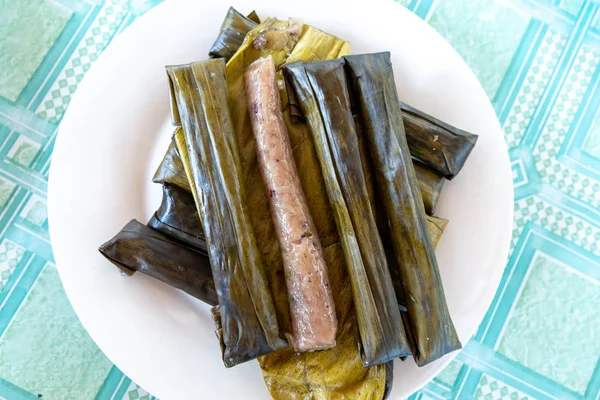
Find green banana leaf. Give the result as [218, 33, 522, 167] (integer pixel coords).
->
[344, 52, 461, 366]
[167, 58, 287, 367]
[283, 59, 411, 366]
[99, 218, 446, 327]
[209, 7, 259, 61]
[98, 219, 217, 306]
[387, 214, 448, 311]
[401, 101, 478, 179]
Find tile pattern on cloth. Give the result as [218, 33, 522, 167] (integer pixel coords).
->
[0, 239, 25, 290]
[122, 381, 153, 400]
[532, 45, 600, 209]
[511, 195, 600, 254]
[1, 0, 600, 399]
[503, 29, 567, 149]
[35, 0, 129, 123]
[475, 374, 530, 400]
[0, 0, 73, 102]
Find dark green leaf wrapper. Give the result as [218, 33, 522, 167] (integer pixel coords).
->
[167, 58, 287, 368]
[209, 7, 259, 61]
[284, 59, 410, 366]
[284, 73, 305, 123]
[401, 101, 478, 179]
[413, 160, 445, 215]
[147, 183, 206, 251]
[388, 215, 449, 313]
[98, 219, 218, 306]
[344, 52, 461, 366]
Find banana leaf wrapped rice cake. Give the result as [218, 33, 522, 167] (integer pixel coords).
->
[167, 58, 287, 367]
[401, 101, 478, 180]
[344, 52, 461, 366]
[98, 219, 217, 305]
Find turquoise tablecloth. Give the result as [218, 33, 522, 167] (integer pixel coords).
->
[0, 0, 598, 399]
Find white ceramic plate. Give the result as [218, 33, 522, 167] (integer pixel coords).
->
[48, 0, 513, 398]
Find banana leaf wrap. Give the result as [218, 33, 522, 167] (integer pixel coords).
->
[344, 52, 460, 366]
[159, 126, 449, 317]
[356, 102, 448, 313]
[167, 58, 287, 367]
[147, 183, 206, 251]
[414, 160, 445, 215]
[101, 216, 445, 317]
[209, 7, 259, 61]
[98, 219, 217, 306]
[387, 215, 449, 313]
[401, 101, 478, 179]
[283, 59, 410, 366]
[151, 132, 190, 192]
[101, 217, 446, 317]
[427, 215, 449, 247]
[284, 73, 304, 123]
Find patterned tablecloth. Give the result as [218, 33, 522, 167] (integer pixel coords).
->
[0, 0, 599, 399]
